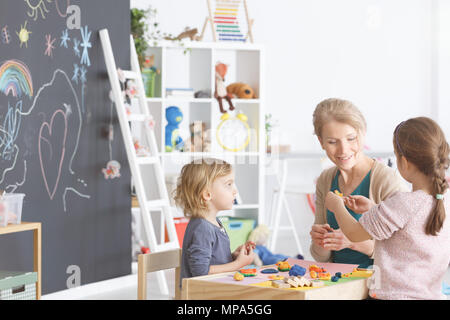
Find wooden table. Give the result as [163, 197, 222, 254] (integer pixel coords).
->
[182, 258, 369, 300]
[0, 222, 42, 300]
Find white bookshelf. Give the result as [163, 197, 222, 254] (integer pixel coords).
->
[131, 41, 266, 224]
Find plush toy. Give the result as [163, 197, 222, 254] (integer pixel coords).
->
[214, 62, 234, 113]
[165, 106, 184, 152]
[226, 82, 255, 99]
[183, 121, 211, 152]
[247, 224, 303, 266]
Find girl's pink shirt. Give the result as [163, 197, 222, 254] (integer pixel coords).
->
[359, 190, 450, 300]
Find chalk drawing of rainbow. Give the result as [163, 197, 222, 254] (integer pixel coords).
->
[0, 59, 33, 98]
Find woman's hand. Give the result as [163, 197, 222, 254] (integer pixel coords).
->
[343, 195, 375, 214]
[310, 223, 334, 248]
[325, 191, 345, 213]
[322, 228, 353, 251]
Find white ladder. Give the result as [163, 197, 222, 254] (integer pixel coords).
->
[268, 159, 304, 256]
[99, 29, 179, 297]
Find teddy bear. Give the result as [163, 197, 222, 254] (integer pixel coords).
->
[247, 224, 303, 266]
[226, 82, 255, 99]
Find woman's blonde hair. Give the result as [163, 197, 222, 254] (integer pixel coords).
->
[393, 117, 449, 236]
[312, 98, 367, 138]
[173, 158, 233, 218]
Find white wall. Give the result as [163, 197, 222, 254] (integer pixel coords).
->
[131, 0, 446, 257]
[132, 0, 440, 153]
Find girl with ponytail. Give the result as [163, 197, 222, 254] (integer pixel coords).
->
[325, 117, 450, 300]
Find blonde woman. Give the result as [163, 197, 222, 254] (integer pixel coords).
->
[310, 98, 407, 267]
[174, 158, 255, 284]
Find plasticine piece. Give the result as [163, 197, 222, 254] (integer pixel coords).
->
[261, 268, 278, 274]
[335, 272, 342, 278]
[318, 272, 331, 281]
[239, 268, 257, 277]
[269, 275, 284, 280]
[276, 261, 291, 272]
[234, 272, 244, 281]
[342, 268, 374, 278]
[289, 264, 306, 277]
[334, 190, 343, 197]
[272, 280, 290, 289]
[309, 265, 327, 273]
[310, 271, 317, 279]
[296, 276, 312, 287]
[285, 277, 299, 288]
[311, 280, 325, 288]
[331, 276, 339, 282]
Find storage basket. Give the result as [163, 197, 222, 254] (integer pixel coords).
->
[0, 271, 37, 300]
[220, 216, 256, 252]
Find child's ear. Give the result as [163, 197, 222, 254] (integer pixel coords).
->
[399, 155, 414, 172]
[202, 189, 212, 202]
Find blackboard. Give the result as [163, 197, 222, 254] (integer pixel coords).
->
[0, 0, 131, 294]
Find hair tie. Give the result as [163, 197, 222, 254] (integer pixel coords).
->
[436, 194, 444, 200]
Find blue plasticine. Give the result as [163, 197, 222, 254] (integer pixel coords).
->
[289, 264, 306, 277]
[260, 268, 278, 274]
[335, 272, 342, 278]
[331, 276, 339, 282]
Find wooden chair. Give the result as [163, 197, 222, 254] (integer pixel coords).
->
[137, 248, 182, 300]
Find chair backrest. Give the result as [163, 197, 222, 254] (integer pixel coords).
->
[137, 248, 182, 300]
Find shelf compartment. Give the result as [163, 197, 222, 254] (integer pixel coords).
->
[164, 47, 211, 98]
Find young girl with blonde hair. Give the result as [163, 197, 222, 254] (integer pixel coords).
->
[174, 158, 255, 284]
[325, 117, 450, 299]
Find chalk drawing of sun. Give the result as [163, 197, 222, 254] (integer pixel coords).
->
[16, 20, 32, 48]
[24, 0, 52, 21]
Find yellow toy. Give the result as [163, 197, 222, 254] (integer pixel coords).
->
[233, 272, 244, 281]
[216, 111, 250, 152]
[334, 190, 343, 197]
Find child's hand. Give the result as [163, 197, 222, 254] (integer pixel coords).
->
[325, 191, 345, 213]
[232, 241, 256, 259]
[244, 240, 256, 253]
[343, 195, 375, 214]
[236, 244, 255, 267]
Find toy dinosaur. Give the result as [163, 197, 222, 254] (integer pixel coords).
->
[165, 27, 199, 41]
[214, 62, 234, 113]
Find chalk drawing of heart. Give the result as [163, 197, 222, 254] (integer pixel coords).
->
[39, 109, 68, 200]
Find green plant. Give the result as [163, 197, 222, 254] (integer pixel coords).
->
[131, 8, 150, 67]
[131, 6, 191, 67]
[265, 113, 278, 147]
